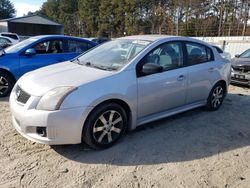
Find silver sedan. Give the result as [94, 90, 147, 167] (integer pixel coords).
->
[10, 35, 231, 149]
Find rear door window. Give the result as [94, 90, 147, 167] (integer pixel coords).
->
[186, 42, 214, 65]
[67, 40, 93, 53]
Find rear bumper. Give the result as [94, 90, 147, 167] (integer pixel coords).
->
[10, 91, 93, 145]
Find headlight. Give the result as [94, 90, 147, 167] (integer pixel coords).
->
[37, 86, 77, 111]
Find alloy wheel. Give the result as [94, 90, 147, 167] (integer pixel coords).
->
[211, 86, 224, 108]
[0, 76, 9, 95]
[93, 110, 123, 145]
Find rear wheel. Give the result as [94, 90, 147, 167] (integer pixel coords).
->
[82, 103, 128, 149]
[0, 71, 14, 98]
[206, 82, 225, 111]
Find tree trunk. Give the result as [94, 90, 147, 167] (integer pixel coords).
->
[242, 0, 249, 36]
[218, 3, 225, 36]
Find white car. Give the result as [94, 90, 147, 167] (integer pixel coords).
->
[10, 35, 231, 149]
[0, 32, 20, 44]
[0, 36, 13, 48]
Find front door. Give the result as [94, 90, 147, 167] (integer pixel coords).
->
[137, 42, 188, 119]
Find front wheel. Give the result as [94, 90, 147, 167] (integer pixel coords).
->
[0, 71, 14, 98]
[206, 83, 226, 111]
[82, 103, 128, 149]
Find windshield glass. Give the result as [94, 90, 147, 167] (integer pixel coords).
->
[5, 38, 39, 53]
[240, 49, 250, 58]
[76, 39, 151, 70]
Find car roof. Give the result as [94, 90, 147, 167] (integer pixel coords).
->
[119, 35, 214, 48]
[0, 32, 18, 35]
[119, 35, 174, 41]
[0, 35, 13, 41]
[0, 36, 11, 39]
[30, 35, 96, 44]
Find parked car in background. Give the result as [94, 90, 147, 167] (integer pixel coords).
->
[0, 35, 96, 97]
[212, 45, 231, 60]
[9, 35, 231, 149]
[231, 48, 250, 86]
[0, 36, 13, 49]
[0, 32, 20, 44]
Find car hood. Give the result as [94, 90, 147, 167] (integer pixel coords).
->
[231, 58, 250, 66]
[17, 61, 115, 96]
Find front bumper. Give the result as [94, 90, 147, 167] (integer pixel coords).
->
[231, 72, 250, 86]
[9, 91, 92, 145]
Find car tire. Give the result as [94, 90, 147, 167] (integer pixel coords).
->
[82, 102, 128, 149]
[0, 71, 14, 98]
[206, 82, 226, 111]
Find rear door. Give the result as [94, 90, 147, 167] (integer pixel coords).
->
[185, 42, 218, 104]
[19, 39, 68, 76]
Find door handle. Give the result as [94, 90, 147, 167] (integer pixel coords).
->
[208, 67, 215, 72]
[177, 75, 185, 81]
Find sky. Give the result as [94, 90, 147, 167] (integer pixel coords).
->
[11, 0, 46, 17]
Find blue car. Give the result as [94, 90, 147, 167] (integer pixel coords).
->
[0, 35, 96, 97]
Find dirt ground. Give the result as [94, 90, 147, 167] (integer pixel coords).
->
[0, 85, 250, 188]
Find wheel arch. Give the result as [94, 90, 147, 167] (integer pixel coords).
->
[83, 98, 133, 132]
[0, 68, 16, 83]
[207, 79, 228, 100]
[215, 79, 227, 93]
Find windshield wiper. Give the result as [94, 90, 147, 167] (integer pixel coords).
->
[75, 60, 117, 71]
[71, 58, 82, 64]
[85, 62, 116, 71]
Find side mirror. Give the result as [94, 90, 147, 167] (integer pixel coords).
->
[235, 54, 240, 58]
[141, 63, 163, 76]
[25, 48, 36, 56]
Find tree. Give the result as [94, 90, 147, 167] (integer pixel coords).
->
[40, 0, 61, 21]
[98, 0, 114, 37]
[59, 0, 79, 36]
[78, 0, 100, 37]
[0, 0, 15, 19]
[37, 0, 250, 37]
[124, 0, 141, 35]
[241, 0, 250, 36]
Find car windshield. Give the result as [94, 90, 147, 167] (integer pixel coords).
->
[75, 39, 151, 71]
[5, 38, 39, 53]
[240, 49, 250, 58]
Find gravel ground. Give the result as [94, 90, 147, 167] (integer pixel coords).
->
[0, 85, 250, 188]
